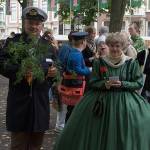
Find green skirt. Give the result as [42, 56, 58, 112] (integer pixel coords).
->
[54, 90, 150, 150]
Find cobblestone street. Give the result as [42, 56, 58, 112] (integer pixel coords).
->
[0, 75, 58, 150]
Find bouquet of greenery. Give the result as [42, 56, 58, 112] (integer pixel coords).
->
[5, 36, 52, 85]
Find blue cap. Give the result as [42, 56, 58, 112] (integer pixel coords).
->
[22, 7, 47, 22]
[71, 32, 88, 41]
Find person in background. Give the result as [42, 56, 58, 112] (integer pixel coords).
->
[128, 22, 145, 53]
[120, 31, 137, 59]
[95, 26, 109, 47]
[137, 48, 150, 102]
[95, 39, 109, 58]
[0, 7, 57, 150]
[9, 32, 16, 38]
[42, 29, 58, 51]
[54, 32, 150, 150]
[42, 29, 59, 104]
[82, 26, 96, 67]
[82, 26, 96, 91]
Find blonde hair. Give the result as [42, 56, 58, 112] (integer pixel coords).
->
[106, 32, 126, 48]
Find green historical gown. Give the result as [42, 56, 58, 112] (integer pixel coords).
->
[54, 54, 150, 150]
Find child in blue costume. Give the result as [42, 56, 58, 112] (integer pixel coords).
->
[62, 32, 91, 122]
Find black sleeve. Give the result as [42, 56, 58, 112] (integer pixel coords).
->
[137, 50, 146, 66]
[144, 49, 150, 75]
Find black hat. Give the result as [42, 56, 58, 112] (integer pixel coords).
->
[71, 32, 88, 41]
[22, 7, 47, 22]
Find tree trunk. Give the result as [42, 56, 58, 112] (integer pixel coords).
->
[109, 0, 128, 32]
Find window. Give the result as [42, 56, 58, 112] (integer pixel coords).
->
[104, 21, 109, 27]
[10, 2, 17, 22]
[53, 27, 58, 34]
[0, 7, 4, 22]
[33, 0, 38, 7]
[149, 0, 150, 10]
[147, 22, 150, 36]
[18, 5, 22, 20]
[42, 0, 48, 13]
[64, 24, 71, 35]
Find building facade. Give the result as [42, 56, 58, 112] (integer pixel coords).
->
[1, 0, 150, 39]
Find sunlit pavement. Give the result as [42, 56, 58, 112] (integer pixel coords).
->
[0, 75, 58, 150]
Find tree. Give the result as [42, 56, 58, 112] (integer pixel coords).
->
[57, 0, 144, 32]
[109, 0, 143, 32]
[109, 0, 128, 32]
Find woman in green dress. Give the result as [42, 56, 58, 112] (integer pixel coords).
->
[54, 32, 150, 150]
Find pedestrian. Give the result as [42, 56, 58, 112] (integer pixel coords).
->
[95, 39, 109, 58]
[137, 48, 150, 102]
[120, 31, 137, 59]
[0, 6, 58, 150]
[42, 29, 59, 104]
[42, 29, 59, 51]
[95, 26, 109, 47]
[82, 26, 96, 91]
[58, 32, 91, 123]
[54, 32, 150, 150]
[128, 22, 145, 53]
[82, 26, 96, 67]
[9, 32, 16, 38]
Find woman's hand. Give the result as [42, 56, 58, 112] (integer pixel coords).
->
[110, 80, 122, 87]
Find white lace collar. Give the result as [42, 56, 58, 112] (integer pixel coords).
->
[102, 53, 131, 68]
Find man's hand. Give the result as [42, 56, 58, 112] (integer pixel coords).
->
[47, 66, 57, 78]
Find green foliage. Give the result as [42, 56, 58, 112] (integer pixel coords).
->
[6, 37, 49, 84]
[58, 0, 100, 25]
[127, 0, 144, 8]
[57, 0, 143, 26]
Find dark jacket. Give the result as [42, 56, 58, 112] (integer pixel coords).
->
[82, 46, 94, 67]
[0, 33, 57, 132]
[137, 49, 150, 99]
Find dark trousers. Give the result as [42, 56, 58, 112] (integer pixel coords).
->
[65, 105, 74, 123]
[10, 132, 44, 150]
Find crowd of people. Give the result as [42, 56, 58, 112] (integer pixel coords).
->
[0, 6, 150, 150]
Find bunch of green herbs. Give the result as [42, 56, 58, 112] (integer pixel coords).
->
[6, 36, 49, 84]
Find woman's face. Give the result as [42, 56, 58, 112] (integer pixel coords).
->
[108, 42, 122, 57]
[97, 42, 109, 57]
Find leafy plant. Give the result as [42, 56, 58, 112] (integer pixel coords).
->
[6, 36, 49, 84]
